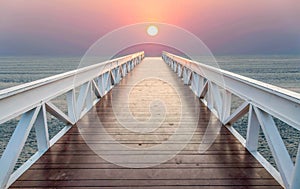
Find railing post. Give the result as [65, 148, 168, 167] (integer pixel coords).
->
[121, 63, 127, 77]
[254, 107, 293, 188]
[191, 73, 202, 97]
[0, 107, 40, 189]
[246, 105, 260, 151]
[96, 75, 105, 97]
[177, 64, 182, 78]
[206, 82, 214, 110]
[222, 90, 231, 122]
[34, 104, 50, 152]
[210, 82, 223, 119]
[111, 67, 121, 85]
[76, 82, 91, 119]
[106, 72, 113, 91]
[199, 81, 208, 99]
[85, 82, 93, 111]
[66, 89, 77, 123]
[116, 67, 121, 83]
[173, 62, 177, 72]
[291, 144, 300, 189]
[183, 67, 191, 85]
[130, 60, 134, 70]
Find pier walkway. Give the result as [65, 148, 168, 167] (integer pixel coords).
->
[10, 58, 281, 188]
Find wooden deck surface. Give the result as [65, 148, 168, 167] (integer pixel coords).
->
[11, 57, 282, 188]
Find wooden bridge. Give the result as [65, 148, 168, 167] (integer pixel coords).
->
[0, 52, 299, 188]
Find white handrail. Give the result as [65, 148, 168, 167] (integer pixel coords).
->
[0, 51, 144, 189]
[162, 51, 300, 189]
[0, 52, 144, 124]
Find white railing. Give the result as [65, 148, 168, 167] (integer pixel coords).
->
[0, 51, 144, 189]
[162, 51, 300, 189]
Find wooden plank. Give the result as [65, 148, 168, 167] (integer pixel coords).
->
[12, 179, 281, 187]
[33, 154, 260, 164]
[11, 57, 281, 188]
[10, 185, 282, 189]
[17, 167, 274, 180]
[42, 143, 249, 152]
[29, 162, 263, 169]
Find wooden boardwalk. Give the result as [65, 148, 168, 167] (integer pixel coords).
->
[11, 58, 282, 188]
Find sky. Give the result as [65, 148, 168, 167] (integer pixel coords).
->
[0, 0, 300, 56]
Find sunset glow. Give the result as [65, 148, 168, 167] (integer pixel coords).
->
[147, 25, 158, 36]
[0, 0, 299, 55]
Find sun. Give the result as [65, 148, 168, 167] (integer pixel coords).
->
[147, 25, 158, 36]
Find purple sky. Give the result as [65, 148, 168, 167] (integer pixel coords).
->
[0, 0, 299, 55]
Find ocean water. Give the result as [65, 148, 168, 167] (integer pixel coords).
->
[0, 55, 299, 169]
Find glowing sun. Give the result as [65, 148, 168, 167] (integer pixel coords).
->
[147, 25, 158, 36]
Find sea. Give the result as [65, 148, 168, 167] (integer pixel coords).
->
[0, 55, 299, 170]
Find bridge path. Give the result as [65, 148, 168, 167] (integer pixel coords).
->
[11, 57, 282, 189]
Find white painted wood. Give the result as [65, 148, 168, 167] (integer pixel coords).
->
[110, 67, 121, 85]
[129, 60, 134, 70]
[206, 84, 214, 110]
[177, 64, 183, 78]
[163, 52, 292, 188]
[110, 70, 115, 86]
[7, 125, 73, 189]
[6, 150, 45, 189]
[163, 52, 300, 130]
[114, 67, 121, 84]
[183, 67, 192, 85]
[85, 82, 93, 111]
[254, 106, 293, 189]
[121, 63, 127, 77]
[91, 80, 101, 99]
[34, 105, 50, 152]
[225, 125, 246, 146]
[105, 72, 113, 92]
[0, 107, 40, 189]
[291, 143, 300, 189]
[127, 61, 131, 72]
[0, 52, 144, 124]
[199, 81, 208, 99]
[173, 62, 177, 72]
[210, 82, 223, 119]
[76, 82, 90, 118]
[96, 75, 106, 97]
[49, 125, 72, 146]
[222, 90, 231, 122]
[0, 52, 144, 189]
[246, 105, 260, 152]
[66, 89, 77, 123]
[225, 124, 284, 187]
[224, 101, 249, 125]
[45, 102, 73, 125]
[191, 72, 200, 97]
[249, 151, 284, 186]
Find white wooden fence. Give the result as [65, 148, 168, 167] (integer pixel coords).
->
[1, 50, 298, 189]
[162, 51, 300, 189]
[0, 52, 144, 189]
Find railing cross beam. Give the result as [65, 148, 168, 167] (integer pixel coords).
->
[0, 107, 41, 189]
[254, 106, 294, 188]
